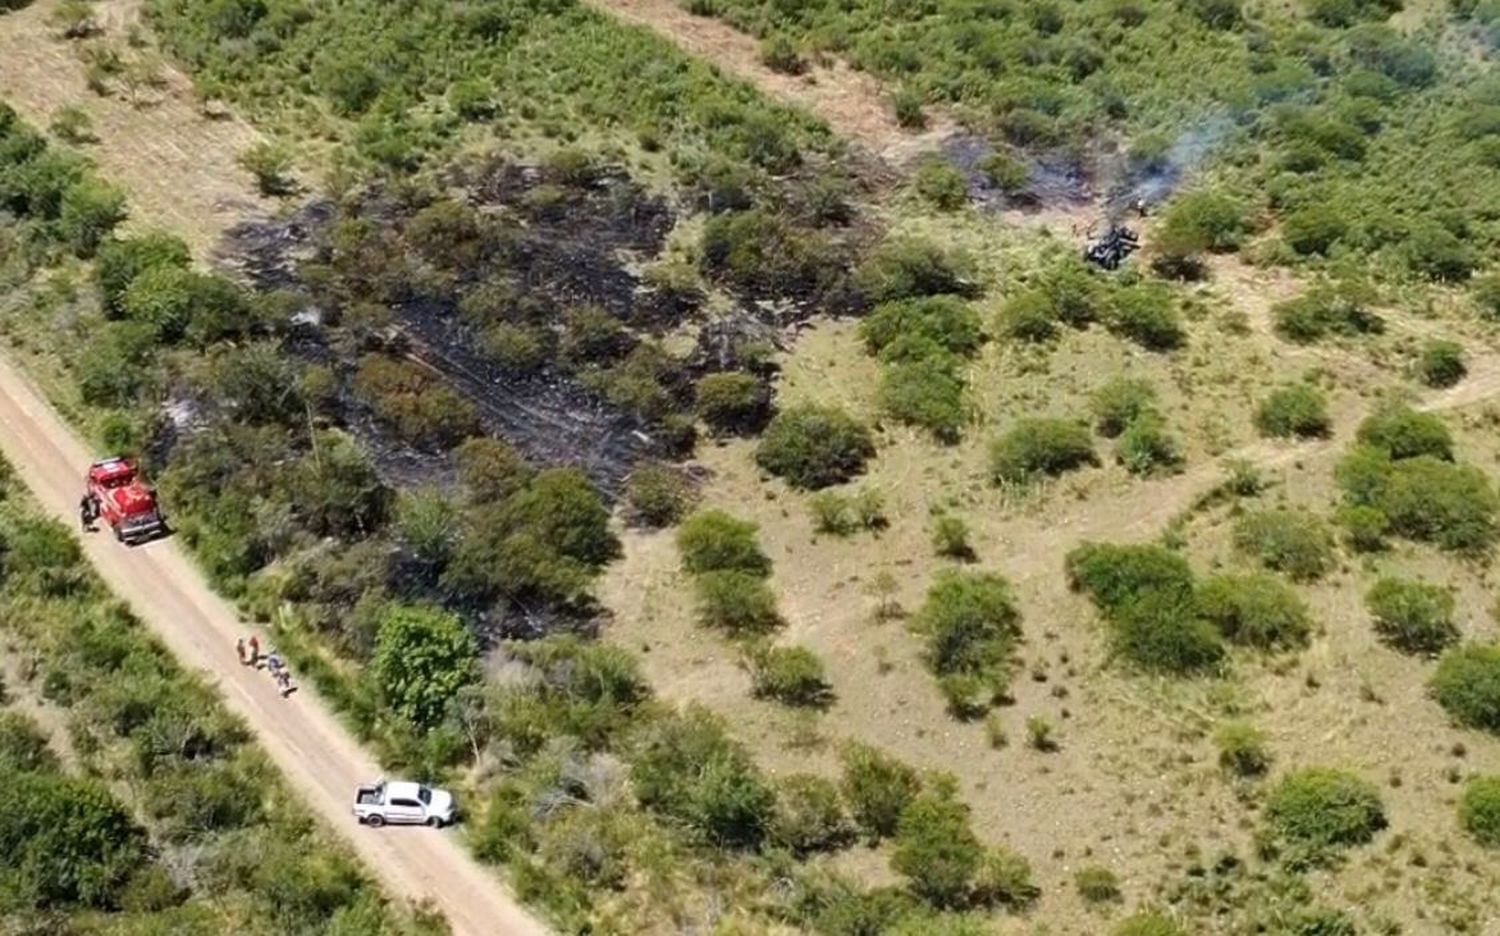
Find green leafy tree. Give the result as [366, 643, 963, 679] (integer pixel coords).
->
[0, 770, 146, 909]
[372, 604, 478, 729]
[58, 179, 126, 256]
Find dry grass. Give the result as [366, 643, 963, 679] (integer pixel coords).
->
[0, 0, 269, 255]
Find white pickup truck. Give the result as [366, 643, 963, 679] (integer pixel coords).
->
[353, 779, 457, 828]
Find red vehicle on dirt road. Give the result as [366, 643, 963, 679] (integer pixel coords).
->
[85, 457, 167, 545]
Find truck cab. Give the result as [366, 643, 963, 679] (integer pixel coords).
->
[353, 779, 457, 828]
[86, 457, 166, 545]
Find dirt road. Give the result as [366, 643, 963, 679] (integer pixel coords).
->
[0, 355, 547, 936]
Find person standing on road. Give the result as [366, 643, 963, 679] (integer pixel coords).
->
[78, 494, 94, 531]
[247, 634, 260, 668]
[236, 636, 246, 665]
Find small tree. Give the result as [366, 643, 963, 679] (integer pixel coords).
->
[1254, 383, 1331, 439]
[989, 418, 1097, 485]
[372, 604, 478, 729]
[756, 404, 876, 489]
[1431, 644, 1500, 734]
[892, 785, 983, 908]
[1365, 577, 1458, 655]
[839, 741, 921, 841]
[677, 510, 770, 576]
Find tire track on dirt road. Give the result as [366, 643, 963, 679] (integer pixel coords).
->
[0, 354, 548, 936]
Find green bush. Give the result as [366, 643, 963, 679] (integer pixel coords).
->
[1066, 542, 1194, 614]
[749, 645, 832, 707]
[59, 179, 127, 256]
[455, 437, 533, 502]
[238, 141, 295, 196]
[1470, 273, 1500, 318]
[912, 571, 1022, 703]
[1418, 339, 1467, 388]
[769, 774, 852, 854]
[630, 708, 774, 848]
[701, 209, 838, 297]
[913, 158, 968, 211]
[759, 33, 804, 74]
[1215, 722, 1271, 777]
[1091, 376, 1159, 437]
[677, 510, 770, 576]
[855, 237, 976, 304]
[756, 404, 875, 490]
[1281, 206, 1348, 255]
[892, 85, 926, 129]
[1459, 775, 1500, 847]
[989, 418, 1096, 485]
[352, 355, 479, 450]
[0, 712, 57, 773]
[931, 515, 974, 560]
[879, 354, 967, 441]
[1339, 450, 1498, 553]
[695, 372, 768, 435]
[1110, 592, 1226, 674]
[1336, 504, 1388, 552]
[694, 571, 781, 635]
[1074, 866, 1121, 903]
[1406, 222, 1477, 281]
[1115, 410, 1182, 477]
[998, 289, 1058, 341]
[808, 487, 886, 536]
[1263, 768, 1385, 864]
[839, 742, 922, 841]
[626, 463, 691, 528]
[1355, 404, 1452, 461]
[861, 296, 983, 358]
[1196, 573, 1312, 649]
[1365, 577, 1458, 655]
[1115, 912, 1188, 936]
[892, 786, 983, 908]
[95, 231, 192, 315]
[1106, 282, 1186, 351]
[1232, 509, 1336, 582]
[1431, 644, 1500, 733]
[0, 770, 146, 910]
[1156, 190, 1249, 254]
[978, 152, 1030, 193]
[1272, 287, 1382, 343]
[1254, 383, 1331, 439]
[372, 604, 478, 729]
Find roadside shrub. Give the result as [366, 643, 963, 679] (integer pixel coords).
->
[749, 645, 832, 707]
[1263, 768, 1386, 864]
[1254, 383, 1331, 439]
[861, 296, 984, 358]
[1115, 411, 1182, 476]
[1196, 573, 1313, 649]
[1107, 282, 1186, 351]
[1459, 775, 1500, 847]
[626, 464, 690, 527]
[769, 775, 852, 854]
[756, 404, 875, 489]
[372, 604, 477, 729]
[931, 515, 974, 560]
[694, 571, 781, 635]
[1365, 577, 1458, 655]
[839, 742, 922, 841]
[1215, 722, 1271, 777]
[912, 571, 1021, 694]
[1232, 510, 1336, 581]
[1431, 644, 1500, 733]
[1111, 593, 1226, 673]
[892, 786, 983, 908]
[1273, 287, 1382, 343]
[1418, 339, 1466, 388]
[695, 372, 768, 435]
[1091, 376, 1158, 437]
[1355, 404, 1452, 461]
[989, 418, 1096, 485]
[1066, 542, 1194, 614]
[913, 158, 968, 211]
[1074, 866, 1121, 903]
[677, 510, 770, 576]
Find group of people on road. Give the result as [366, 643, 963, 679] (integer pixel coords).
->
[236, 634, 295, 697]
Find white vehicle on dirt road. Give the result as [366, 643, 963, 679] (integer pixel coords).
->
[354, 779, 457, 828]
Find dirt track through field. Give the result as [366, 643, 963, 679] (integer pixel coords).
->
[582, 0, 956, 161]
[0, 355, 547, 936]
[0, 0, 269, 253]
